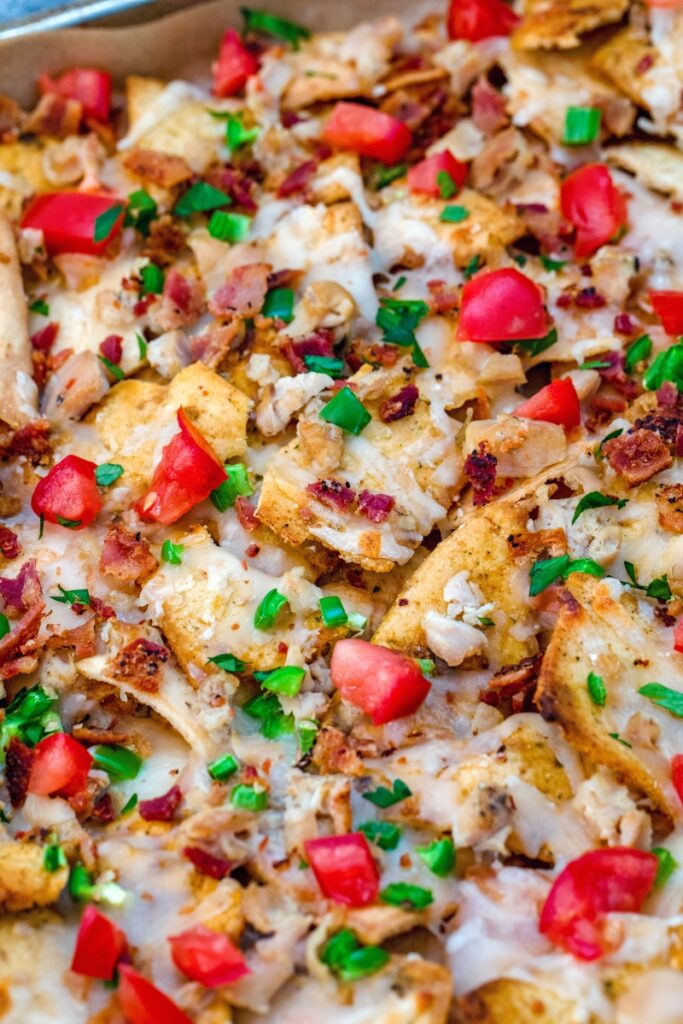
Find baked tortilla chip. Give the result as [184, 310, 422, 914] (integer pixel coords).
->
[605, 142, 683, 201]
[589, 26, 657, 109]
[513, 0, 628, 49]
[0, 843, 67, 913]
[456, 978, 579, 1023]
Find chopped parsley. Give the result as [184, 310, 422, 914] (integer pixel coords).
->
[209, 652, 246, 673]
[638, 682, 683, 718]
[320, 929, 389, 982]
[98, 355, 125, 381]
[380, 882, 433, 910]
[174, 181, 231, 217]
[586, 671, 607, 707]
[624, 334, 652, 374]
[528, 554, 604, 596]
[241, 7, 310, 47]
[439, 205, 469, 223]
[623, 562, 672, 602]
[161, 539, 184, 565]
[363, 778, 411, 808]
[515, 327, 558, 359]
[52, 585, 90, 606]
[572, 491, 627, 523]
[376, 296, 430, 368]
[358, 820, 402, 851]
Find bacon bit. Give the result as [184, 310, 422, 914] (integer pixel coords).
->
[282, 330, 334, 374]
[99, 335, 123, 364]
[267, 268, 303, 292]
[464, 443, 497, 507]
[47, 617, 97, 659]
[133, 294, 155, 317]
[632, 413, 681, 449]
[139, 784, 182, 822]
[427, 279, 459, 314]
[471, 76, 508, 135]
[156, 270, 206, 330]
[0, 421, 52, 463]
[90, 596, 116, 620]
[586, 388, 627, 430]
[614, 313, 637, 335]
[91, 792, 116, 823]
[0, 655, 39, 680]
[5, 738, 34, 807]
[189, 320, 242, 369]
[112, 637, 169, 693]
[281, 110, 302, 128]
[209, 263, 270, 318]
[0, 526, 20, 561]
[657, 381, 681, 411]
[0, 560, 41, 614]
[598, 351, 639, 399]
[480, 654, 542, 712]
[277, 159, 317, 199]
[141, 215, 187, 267]
[245, 543, 260, 557]
[100, 522, 157, 584]
[556, 293, 573, 309]
[183, 846, 232, 879]
[235, 496, 259, 532]
[636, 53, 654, 75]
[346, 339, 400, 372]
[31, 322, 59, 353]
[72, 722, 128, 745]
[358, 490, 395, 523]
[122, 148, 193, 189]
[603, 428, 672, 486]
[217, 165, 259, 213]
[23, 93, 82, 137]
[575, 287, 606, 309]
[380, 383, 419, 423]
[0, 600, 45, 672]
[307, 479, 356, 511]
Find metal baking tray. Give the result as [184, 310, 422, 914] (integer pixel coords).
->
[0, 0, 198, 39]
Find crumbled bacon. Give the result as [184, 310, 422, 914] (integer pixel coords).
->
[282, 330, 334, 373]
[90, 596, 116, 620]
[480, 654, 542, 713]
[234, 496, 259, 533]
[307, 479, 356, 511]
[603, 428, 672, 486]
[464, 443, 497, 506]
[100, 522, 157, 584]
[183, 845, 232, 879]
[122, 148, 193, 188]
[427, 279, 459, 314]
[0, 421, 52, 463]
[586, 387, 627, 430]
[0, 526, 20, 560]
[277, 159, 317, 199]
[0, 560, 41, 614]
[24, 93, 81, 137]
[0, 655, 39, 680]
[575, 287, 606, 309]
[209, 263, 270, 318]
[380, 383, 419, 423]
[189, 321, 242, 368]
[31, 322, 59, 353]
[141, 215, 187, 267]
[636, 53, 654, 75]
[471, 76, 508, 135]
[346, 339, 399, 372]
[358, 490, 395, 523]
[156, 270, 206, 330]
[139, 784, 182, 822]
[99, 335, 123, 364]
[91, 792, 116, 823]
[5, 738, 34, 807]
[217, 164, 260, 213]
[656, 484, 683, 533]
[598, 351, 639, 400]
[614, 313, 637, 335]
[112, 637, 169, 692]
[632, 413, 681, 448]
[46, 617, 97, 660]
[656, 381, 681, 411]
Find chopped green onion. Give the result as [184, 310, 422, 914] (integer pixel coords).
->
[540, 255, 566, 272]
[95, 463, 124, 487]
[363, 778, 411, 808]
[376, 296, 430, 368]
[208, 210, 251, 243]
[254, 588, 288, 630]
[319, 595, 348, 628]
[624, 334, 652, 374]
[52, 585, 90, 606]
[120, 793, 138, 815]
[262, 287, 294, 322]
[579, 360, 612, 369]
[139, 263, 164, 295]
[572, 491, 627, 523]
[93, 203, 124, 244]
[513, 253, 527, 267]
[92, 744, 142, 782]
[321, 928, 358, 970]
[261, 665, 305, 697]
[380, 882, 433, 910]
[320, 386, 371, 435]
[418, 658, 435, 675]
[437, 170, 457, 199]
[243, 692, 295, 739]
[320, 929, 389, 981]
[43, 843, 67, 873]
[478, 616, 494, 626]
[416, 837, 455, 877]
[303, 354, 345, 378]
[609, 732, 632, 748]
[0, 685, 57, 754]
[371, 163, 407, 189]
[393, 275, 406, 292]
[125, 189, 157, 235]
[231, 783, 268, 811]
[358, 820, 402, 851]
[208, 753, 239, 781]
[563, 106, 601, 146]
[643, 341, 683, 392]
[653, 847, 678, 887]
[210, 462, 253, 512]
[298, 719, 318, 755]
[226, 113, 260, 152]
[638, 682, 683, 718]
[241, 6, 310, 46]
[136, 334, 148, 360]
[209, 653, 246, 673]
[69, 863, 94, 901]
[174, 181, 231, 217]
[515, 327, 559, 358]
[161, 539, 184, 565]
[439, 205, 469, 223]
[29, 299, 49, 316]
[463, 254, 481, 280]
[587, 671, 607, 707]
[0, 613, 9, 640]
[98, 355, 125, 381]
[346, 611, 368, 632]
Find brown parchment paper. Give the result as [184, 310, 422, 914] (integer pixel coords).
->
[0, 0, 434, 106]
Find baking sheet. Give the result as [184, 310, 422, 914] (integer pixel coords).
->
[0, 0, 432, 106]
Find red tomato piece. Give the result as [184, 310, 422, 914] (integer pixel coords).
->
[21, 193, 124, 256]
[672, 754, 683, 807]
[169, 925, 249, 987]
[513, 378, 581, 430]
[134, 408, 227, 525]
[447, 0, 520, 41]
[71, 906, 127, 980]
[212, 28, 259, 97]
[457, 267, 548, 342]
[330, 638, 430, 724]
[31, 454, 102, 530]
[28, 733, 93, 798]
[539, 847, 658, 960]
[323, 102, 412, 164]
[649, 291, 683, 336]
[407, 150, 468, 196]
[118, 965, 193, 1024]
[304, 833, 379, 906]
[38, 67, 112, 122]
[560, 164, 627, 259]
[675, 620, 683, 655]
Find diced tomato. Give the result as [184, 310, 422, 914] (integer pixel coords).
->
[330, 638, 430, 724]
[514, 378, 581, 430]
[675, 620, 683, 655]
[649, 291, 683, 336]
[560, 164, 627, 259]
[447, 0, 520, 41]
[323, 102, 412, 164]
[407, 150, 468, 196]
[212, 28, 259, 97]
[304, 833, 379, 906]
[671, 755, 683, 806]
[31, 454, 102, 530]
[457, 267, 548, 342]
[71, 906, 127, 980]
[539, 847, 658, 960]
[169, 925, 249, 987]
[118, 965, 193, 1024]
[38, 67, 111, 122]
[21, 193, 125, 256]
[28, 733, 93, 798]
[134, 408, 227, 525]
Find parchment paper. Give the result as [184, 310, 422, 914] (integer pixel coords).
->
[0, 0, 434, 106]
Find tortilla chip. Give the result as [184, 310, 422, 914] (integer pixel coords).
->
[513, 0, 629, 50]
[605, 142, 683, 201]
[457, 978, 579, 1023]
[590, 26, 657, 109]
[0, 843, 67, 913]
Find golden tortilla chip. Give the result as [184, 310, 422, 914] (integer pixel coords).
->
[605, 142, 683, 200]
[457, 978, 579, 1023]
[513, 0, 629, 50]
[590, 26, 657, 108]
